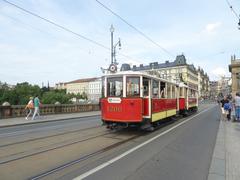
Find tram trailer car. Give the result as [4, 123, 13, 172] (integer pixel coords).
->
[100, 72, 198, 130]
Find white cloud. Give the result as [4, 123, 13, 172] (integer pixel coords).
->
[211, 67, 227, 77]
[204, 22, 222, 33]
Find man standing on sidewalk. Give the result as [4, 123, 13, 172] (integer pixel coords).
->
[32, 95, 41, 120]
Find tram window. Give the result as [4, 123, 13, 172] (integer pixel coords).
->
[160, 81, 166, 98]
[191, 90, 195, 97]
[126, 77, 140, 97]
[167, 84, 171, 98]
[180, 87, 184, 97]
[107, 77, 123, 97]
[172, 86, 176, 98]
[152, 80, 159, 98]
[143, 78, 149, 96]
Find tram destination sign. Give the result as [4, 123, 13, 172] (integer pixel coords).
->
[108, 97, 122, 103]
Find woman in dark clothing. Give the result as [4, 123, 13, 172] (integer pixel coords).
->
[221, 96, 229, 108]
[221, 96, 231, 120]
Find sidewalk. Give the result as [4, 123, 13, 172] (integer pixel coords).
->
[0, 111, 101, 127]
[208, 119, 240, 180]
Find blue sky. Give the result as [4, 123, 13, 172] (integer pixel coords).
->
[0, 0, 240, 86]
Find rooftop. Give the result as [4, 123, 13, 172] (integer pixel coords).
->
[66, 77, 100, 84]
[121, 55, 197, 74]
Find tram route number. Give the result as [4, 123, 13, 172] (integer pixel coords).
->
[108, 106, 122, 112]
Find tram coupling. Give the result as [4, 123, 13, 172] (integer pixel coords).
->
[106, 122, 129, 130]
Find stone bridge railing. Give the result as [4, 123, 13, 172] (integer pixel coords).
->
[0, 104, 100, 119]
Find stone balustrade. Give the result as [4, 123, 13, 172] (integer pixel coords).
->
[0, 104, 100, 119]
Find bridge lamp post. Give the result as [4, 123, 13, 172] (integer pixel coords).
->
[110, 24, 114, 64]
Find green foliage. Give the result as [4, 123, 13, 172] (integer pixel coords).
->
[0, 82, 41, 105]
[41, 90, 72, 104]
[0, 81, 89, 105]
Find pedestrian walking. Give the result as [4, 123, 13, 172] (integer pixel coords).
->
[231, 102, 236, 121]
[234, 92, 240, 122]
[25, 97, 34, 120]
[220, 96, 229, 120]
[32, 95, 41, 120]
[224, 100, 232, 121]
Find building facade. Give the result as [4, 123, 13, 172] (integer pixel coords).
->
[121, 55, 206, 93]
[229, 55, 240, 96]
[55, 82, 66, 90]
[209, 81, 218, 99]
[66, 77, 102, 102]
[210, 77, 231, 99]
[197, 67, 210, 98]
[88, 78, 102, 102]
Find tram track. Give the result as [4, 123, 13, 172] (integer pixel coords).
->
[0, 116, 100, 138]
[0, 125, 101, 148]
[30, 133, 142, 180]
[0, 104, 213, 180]
[0, 129, 114, 164]
[28, 115, 195, 180]
[0, 106, 209, 164]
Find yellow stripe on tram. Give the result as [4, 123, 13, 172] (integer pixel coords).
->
[152, 109, 177, 122]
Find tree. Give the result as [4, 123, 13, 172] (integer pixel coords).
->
[41, 90, 72, 104]
[14, 82, 41, 105]
[0, 82, 41, 105]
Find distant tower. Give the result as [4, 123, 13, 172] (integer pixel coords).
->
[47, 81, 50, 90]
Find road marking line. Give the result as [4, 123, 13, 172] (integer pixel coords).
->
[74, 105, 216, 180]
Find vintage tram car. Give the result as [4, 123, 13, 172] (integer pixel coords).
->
[100, 71, 198, 130]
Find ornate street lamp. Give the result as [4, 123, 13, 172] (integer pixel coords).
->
[110, 24, 114, 64]
[108, 25, 121, 73]
[113, 38, 121, 65]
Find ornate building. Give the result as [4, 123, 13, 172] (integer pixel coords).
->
[229, 55, 240, 96]
[197, 67, 210, 98]
[121, 55, 210, 96]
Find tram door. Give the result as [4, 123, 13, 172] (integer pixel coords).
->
[143, 77, 151, 117]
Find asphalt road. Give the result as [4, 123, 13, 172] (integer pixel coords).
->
[0, 115, 102, 136]
[0, 103, 220, 180]
[75, 103, 220, 180]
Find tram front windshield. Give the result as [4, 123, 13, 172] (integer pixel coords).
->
[107, 77, 123, 97]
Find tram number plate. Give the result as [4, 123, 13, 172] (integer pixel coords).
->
[108, 97, 121, 103]
[108, 106, 122, 112]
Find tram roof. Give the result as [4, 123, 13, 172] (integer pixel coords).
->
[102, 71, 177, 85]
[103, 71, 198, 91]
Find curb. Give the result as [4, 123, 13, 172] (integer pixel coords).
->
[0, 113, 101, 128]
[207, 118, 226, 180]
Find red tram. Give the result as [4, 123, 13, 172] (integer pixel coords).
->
[100, 71, 198, 130]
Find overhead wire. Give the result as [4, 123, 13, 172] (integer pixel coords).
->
[2, 0, 110, 50]
[0, 12, 58, 39]
[225, 0, 240, 20]
[1, 0, 139, 62]
[95, 0, 175, 58]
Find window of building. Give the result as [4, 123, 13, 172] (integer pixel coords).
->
[107, 77, 123, 97]
[126, 77, 140, 97]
